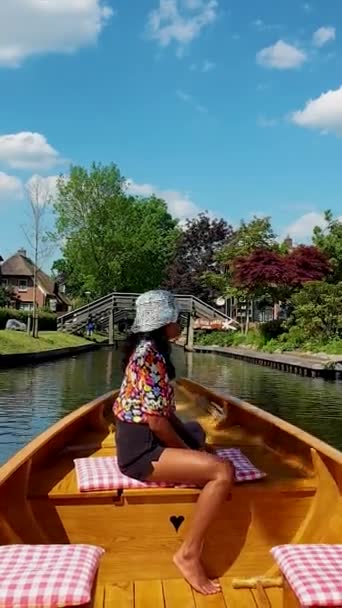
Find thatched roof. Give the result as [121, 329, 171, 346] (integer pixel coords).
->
[1, 251, 71, 305]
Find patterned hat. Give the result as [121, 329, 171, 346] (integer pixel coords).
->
[131, 290, 179, 334]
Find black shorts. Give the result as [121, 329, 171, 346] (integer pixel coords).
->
[115, 417, 206, 481]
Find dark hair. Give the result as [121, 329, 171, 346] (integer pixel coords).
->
[122, 327, 176, 380]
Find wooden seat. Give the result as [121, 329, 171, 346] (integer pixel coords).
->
[28, 426, 316, 502]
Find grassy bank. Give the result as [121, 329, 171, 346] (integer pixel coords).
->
[195, 329, 342, 356]
[0, 331, 94, 355]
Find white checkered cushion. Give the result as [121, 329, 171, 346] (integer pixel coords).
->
[0, 544, 104, 607]
[216, 448, 266, 483]
[74, 448, 266, 492]
[271, 544, 342, 607]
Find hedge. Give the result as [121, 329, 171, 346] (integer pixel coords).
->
[259, 319, 285, 341]
[0, 308, 57, 331]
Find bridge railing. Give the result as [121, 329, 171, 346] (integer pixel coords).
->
[57, 292, 235, 333]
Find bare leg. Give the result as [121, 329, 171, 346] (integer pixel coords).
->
[146, 449, 233, 595]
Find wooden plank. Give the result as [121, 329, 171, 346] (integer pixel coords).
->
[104, 582, 133, 608]
[220, 579, 257, 608]
[251, 587, 271, 608]
[0, 391, 116, 487]
[92, 584, 105, 608]
[265, 587, 282, 608]
[134, 580, 164, 608]
[163, 579, 195, 608]
[193, 589, 227, 607]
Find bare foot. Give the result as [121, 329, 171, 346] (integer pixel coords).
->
[173, 549, 221, 595]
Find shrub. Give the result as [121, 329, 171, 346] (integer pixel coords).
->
[259, 319, 286, 341]
[194, 330, 235, 347]
[0, 308, 57, 331]
[195, 328, 267, 350]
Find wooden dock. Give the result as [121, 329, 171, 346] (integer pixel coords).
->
[193, 345, 342, 379]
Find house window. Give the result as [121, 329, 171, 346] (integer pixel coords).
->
[18, 279, 28, 292]
[1, 279, 8, 287]
[19, 302, 33, 311]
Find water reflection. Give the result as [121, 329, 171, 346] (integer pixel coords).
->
[0, 346, 341, 464]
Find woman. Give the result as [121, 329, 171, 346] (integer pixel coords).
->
[113, 290, 233, 596]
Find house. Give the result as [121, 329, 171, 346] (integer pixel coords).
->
[0, 248, 71, 313]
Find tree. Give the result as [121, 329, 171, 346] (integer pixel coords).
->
[286, 245, 331, 286]
[232, 245, 330, 306]
[52, 163, 178, 297]
[233, 249, 287, 302]
[288, 281, 342, 342]
[25, 175, 54, 337]
[0, 286, 16, 308]
[205, 216, 277, 330]
[313, 211, 342, 283]
[163, 213, 233, 303]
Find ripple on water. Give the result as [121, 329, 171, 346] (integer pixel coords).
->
[0, 347, 341, 464]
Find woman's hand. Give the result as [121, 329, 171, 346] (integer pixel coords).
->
[145, 414, 189, 450]
[201, 443, 216, 455]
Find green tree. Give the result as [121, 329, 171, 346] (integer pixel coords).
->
[288, 281, 342, 342]
[0, 286, 16, 308]
[52, 163, 178, 297]
[313, 211, 342, 283]
[218, 216, 277, 264]
[205, 216, 277, 331]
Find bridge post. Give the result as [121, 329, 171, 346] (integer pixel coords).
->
[185, 313, 194, 352]
[108, 296, 115, 346]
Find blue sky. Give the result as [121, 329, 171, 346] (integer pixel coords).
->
[0, 0, 342, 268]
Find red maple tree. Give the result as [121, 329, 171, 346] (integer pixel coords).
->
[285, 245, 331, 286]
[233, 245, 330, 300]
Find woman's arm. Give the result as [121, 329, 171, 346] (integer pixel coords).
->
[139, 346, 189, 449]
[145, 415, 190, 449]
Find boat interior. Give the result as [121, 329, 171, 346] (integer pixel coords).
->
[1, 378, 342, 607]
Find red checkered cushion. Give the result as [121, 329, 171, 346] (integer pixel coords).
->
[271, 544, 342, 607]
[216, 448, 266, 483]
[0, 544, 104, 608]
[74, 448, 266, 492]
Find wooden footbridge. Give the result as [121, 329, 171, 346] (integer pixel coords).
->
[57, 293, 237, 350]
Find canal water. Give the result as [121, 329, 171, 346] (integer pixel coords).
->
[0, 346, 342, 465]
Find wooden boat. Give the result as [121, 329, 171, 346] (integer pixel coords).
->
[1, 378, 342, 607]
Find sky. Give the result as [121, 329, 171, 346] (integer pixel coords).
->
[0, 0, 342, 268]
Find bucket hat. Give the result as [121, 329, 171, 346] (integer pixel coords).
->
[131, 290, 178, 334]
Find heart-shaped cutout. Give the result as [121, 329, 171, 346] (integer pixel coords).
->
[170, 515, 184, 532]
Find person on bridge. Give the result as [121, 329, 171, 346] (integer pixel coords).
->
[113, 290, 233, 596]
[86, 315, 95, 338]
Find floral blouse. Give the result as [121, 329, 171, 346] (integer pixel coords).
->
[113, 340, 176, 423]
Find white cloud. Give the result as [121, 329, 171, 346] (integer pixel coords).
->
[189, 59, 215, 71]
[26, 174, 60, 205]
[253, 18, 264, 29]
[126, 179, 200, 219]
[257, 115, 278, 128]
[257, 40, 307, 69]
[251, 19, 283, 33]
[0, 0, 113, 67]
[312, 26, 336, 48]
[176, 89, 207, 113]
[291, 85, 342, 135]
[284, 212, 328, 241]
[146, 0, 218, 56]
[0, 172, 23, 201]
[0, 132, 63, 169]
[202, 59, 215, 71]
[176, 90, 192, 103]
